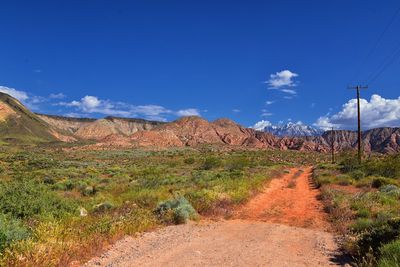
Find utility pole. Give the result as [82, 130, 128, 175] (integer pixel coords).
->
[348, 85, 368, 164]
[331, 127, 335, 164]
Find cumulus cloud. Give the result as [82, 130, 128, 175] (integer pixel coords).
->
[59, 95, 200, 121]
[314, 94, 400, 130]
[266, 70, 298, 89]
[261, 112, 273, 117]
[0, 86, 29, 101]
[175, 108, 201, 116]
[281, 89, 297, 95]
[283, 95, 294, 99]
[251, 120, 272, 131]
[49, 93, 66, 99]
[265, 100, 275, 105]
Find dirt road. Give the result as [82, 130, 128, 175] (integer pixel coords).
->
[85, 168, 342, 267]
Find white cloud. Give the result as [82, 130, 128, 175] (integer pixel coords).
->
[281, 89, 297, 95]
[0, 86, 201, 121]
[261, 112, 273, 117]
[59, 95, 200, 121]
[0, 86, 29, 101]
[60, 96, 130, 116]
[314, 94, 400, 130]
[260, 108, 273, 117]
[283, 95, 294, 99]
[232, 109, 241, 113]
[265, 100, 275, 105]
[131, 105, 171, 117]
[266, 70, 298, 89]
[175, 108, 200, 116]
[251, 120, 272, 131]
[81, 96, 101, 110]
[49, 93, 66, 99]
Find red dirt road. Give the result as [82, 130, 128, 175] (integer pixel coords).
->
[237, 167, 328, 229]
[84, 167, 340, 267]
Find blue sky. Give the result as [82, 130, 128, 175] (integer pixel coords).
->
[1, 1, 400, 129]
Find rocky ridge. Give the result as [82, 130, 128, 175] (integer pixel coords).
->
[1, 92, 399, 153]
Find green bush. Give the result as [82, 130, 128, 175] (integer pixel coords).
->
[380, 185, 400, 198]
[155, 196, 198, 224]
[339, 153, 360, 173]
[356, 218, 400, 258]
[378, 239, 400, 267]
[183, 157, 195, 164]
[201, 157, 221, 170]
[225, 156, 250, 171]
[363, 155, 400, 179]
[43, 176, 55, 185]
[81, 185, 96, 196]
[0, 179, 77, 219]
[0, 214, 30, 252]
[350, 169, 365, 180]
[93, 202, 114, 213]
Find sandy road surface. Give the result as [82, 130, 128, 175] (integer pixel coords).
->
[84, 168, 342, 267]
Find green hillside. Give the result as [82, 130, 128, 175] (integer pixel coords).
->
[0, 92, 57, 144]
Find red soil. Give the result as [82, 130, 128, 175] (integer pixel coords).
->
[237, 167, 329, 230]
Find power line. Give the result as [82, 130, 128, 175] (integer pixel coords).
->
[366, 41, 400, 84]
[349, 5, 400, 84]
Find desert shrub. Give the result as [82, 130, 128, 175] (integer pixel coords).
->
[337, 174, 353, 186]
[224, 156, 250, 171]
[339, 153, 360, 173]
[356, 218, 400, 258]
[0, 214, 30, 252]
[0, 179, 77, 219]
[200, 157, 221, 170]
[183, 157, 195, 164]
[350, 169, 365, 180]
[26, 157, 59, 170]
[318, 163, 335, 170]
[372, 177, 390, 189]
[378, 239, 400, 267]
[81, 185, 96, 196]
[93, 202, 114, 213]
[155, 196, 198, 224]
[380, 185, 400, 198]
[352, 218, 374, 232]
[186, 189, 231, 214]
[43, 176, 55, 185]
[363, 154, 400, 179]
[312, 170, 333, 188]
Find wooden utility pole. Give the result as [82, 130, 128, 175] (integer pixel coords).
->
[348, 85, 368, 164]
[331, 127, 335, 164]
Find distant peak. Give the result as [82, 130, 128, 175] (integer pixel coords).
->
[252, 120, 323, 137]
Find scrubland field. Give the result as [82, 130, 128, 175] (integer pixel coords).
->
[313, 153, 400, 266]
[0, 143, 399, 266]
[0, 144, 324, 266]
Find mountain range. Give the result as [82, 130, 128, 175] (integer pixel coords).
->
[252, 120, 323, 137]
[0, 92, 399, 153]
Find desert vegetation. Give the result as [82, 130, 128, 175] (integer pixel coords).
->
[313, 153, 400, 266]
[0, 144, 322, 266]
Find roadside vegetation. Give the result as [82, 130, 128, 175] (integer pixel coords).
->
[0, 145, 318, 266]
[313, 153, 400, 266]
